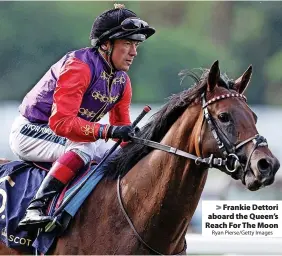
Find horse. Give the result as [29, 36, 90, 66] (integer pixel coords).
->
[0, 60, 279, 255]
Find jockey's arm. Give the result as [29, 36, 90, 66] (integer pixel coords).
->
[49, 57, 110, 142]
[109, 76, 132, 126]
[108, 76, 133, 146]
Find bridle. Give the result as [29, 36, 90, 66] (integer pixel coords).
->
[128, 92, 268, 173]
[117, 90, 268, 255]
[201, 92, 268, 174]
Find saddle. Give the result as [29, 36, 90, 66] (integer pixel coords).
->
[0, 159, 104, 254]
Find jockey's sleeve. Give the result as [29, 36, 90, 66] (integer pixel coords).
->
[49, 57, 109, 142]
[109, 75, 132, 126]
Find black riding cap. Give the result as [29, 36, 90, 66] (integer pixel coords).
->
[89, 4, 155, 47]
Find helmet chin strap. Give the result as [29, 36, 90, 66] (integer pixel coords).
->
[100, 41, 117, 71]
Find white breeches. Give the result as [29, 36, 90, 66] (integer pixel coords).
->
[9, 115, 117, 163]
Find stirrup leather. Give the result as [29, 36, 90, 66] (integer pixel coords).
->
[45, 216, 62, 232]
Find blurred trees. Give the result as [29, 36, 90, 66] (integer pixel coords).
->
[0, 1, 281, 105]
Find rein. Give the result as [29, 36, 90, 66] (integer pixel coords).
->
[129, 92, 267, 173]
[117, 91, 267, 255]
[130, 136, 229, 167]
[117, 176, 186, 255]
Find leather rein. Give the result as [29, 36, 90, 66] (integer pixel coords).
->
[117, 92, 268, 255]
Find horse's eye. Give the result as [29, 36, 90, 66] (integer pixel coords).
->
[218, 112, 231, 123]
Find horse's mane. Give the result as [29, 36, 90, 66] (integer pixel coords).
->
[104, 68, 234, 180]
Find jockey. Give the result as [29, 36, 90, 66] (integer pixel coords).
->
[10, 4, 155, 230]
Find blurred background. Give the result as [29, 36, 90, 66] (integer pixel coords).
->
[1, 1, 282, 254]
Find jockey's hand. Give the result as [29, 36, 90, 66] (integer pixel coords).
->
[134, 126, 141, 135]
[107, 125, 135, 141]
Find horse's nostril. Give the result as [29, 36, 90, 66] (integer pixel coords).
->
[257, 159, 270, 171]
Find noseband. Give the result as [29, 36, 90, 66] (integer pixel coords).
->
[130, 92, 268, 173]
[201, 92, 268, 174]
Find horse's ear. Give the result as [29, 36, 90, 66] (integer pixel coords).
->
[207, 60, 220, 92]
[233, 65, 252, 94]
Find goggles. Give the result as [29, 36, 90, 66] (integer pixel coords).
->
[96, 17, 149, 45]
[119, 17, 149, 31]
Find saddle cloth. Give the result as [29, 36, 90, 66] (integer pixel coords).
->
[0, 160, 106, 254]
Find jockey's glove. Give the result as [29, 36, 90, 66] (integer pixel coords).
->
[107, 125, 135, 141]
[134, 126, 141, 134]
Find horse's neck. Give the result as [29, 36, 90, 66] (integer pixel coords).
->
[121, 105, 209, 253]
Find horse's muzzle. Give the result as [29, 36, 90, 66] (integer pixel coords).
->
[245, 154, 280, 191]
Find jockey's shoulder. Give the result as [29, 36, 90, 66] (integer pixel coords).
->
[121, 71, 131, 81]
[66, 47, 97, 61]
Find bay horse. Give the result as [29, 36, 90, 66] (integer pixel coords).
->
[0, 60, 280, 255]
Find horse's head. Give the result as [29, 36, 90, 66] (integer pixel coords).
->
[200, 61, 280, 191]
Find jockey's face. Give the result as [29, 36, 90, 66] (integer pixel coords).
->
[104, 39, 139, 71]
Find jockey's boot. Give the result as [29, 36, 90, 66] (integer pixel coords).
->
[18, 174, 65, 230]
[18, 150, 86, 231]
